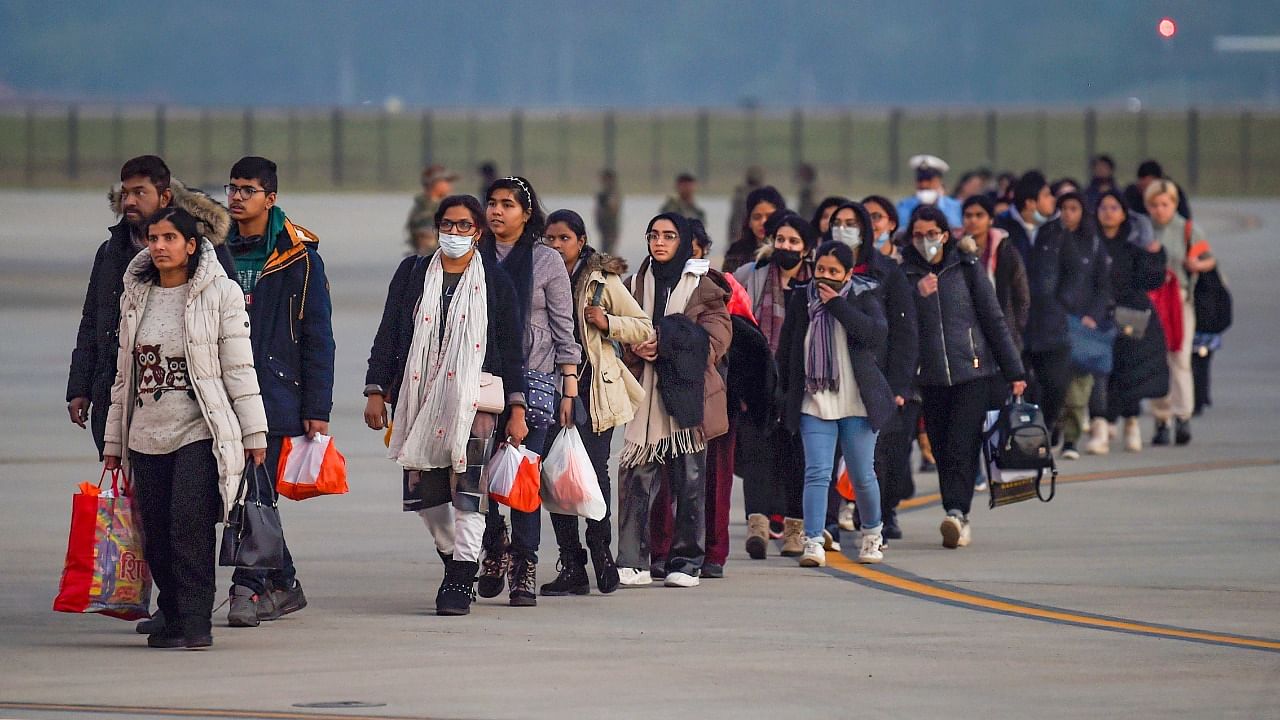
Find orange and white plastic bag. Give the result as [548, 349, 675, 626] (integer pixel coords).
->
[276, 434, 349, 501]
[835, 458, 857, 502]
[486, 444, 542, 512]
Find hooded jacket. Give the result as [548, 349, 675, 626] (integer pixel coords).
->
[104, 240, 269, 521]
[67, 180, 237, 457]
[958, 228, 1030, 352]
[995, 209, 1081, 353]
[571, 250, 653, 433]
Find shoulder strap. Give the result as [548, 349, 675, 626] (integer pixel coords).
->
[591, 280, 606, 307]
[1184, 218, 1193, 253]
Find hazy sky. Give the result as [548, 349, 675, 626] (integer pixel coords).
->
[2, 0, 1278, 108]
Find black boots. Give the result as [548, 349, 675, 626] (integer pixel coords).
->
[508, 554, 538, 606]
[1152, 421, 1171, 446]
[436, 559, 478, 616]
[540, 549, 590, 596]
[882, 510, 903, 540]
[477, 518, 509, 599]
[1175, 418, 1192, 445]
[588, 538, 620, 594]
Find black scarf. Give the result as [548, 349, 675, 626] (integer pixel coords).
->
[480, 230, 536, 329]
[645, 212, 694, 320]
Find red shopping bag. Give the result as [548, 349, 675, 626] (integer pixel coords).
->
[486, 444, 542, 512]
[276, 434, 349, 501]
[53, 469, 152, 620]
[1148, 269, 1184, 352]
[835, 458, 857, 502]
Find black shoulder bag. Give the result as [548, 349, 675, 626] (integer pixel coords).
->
[219, 461, 285, 569]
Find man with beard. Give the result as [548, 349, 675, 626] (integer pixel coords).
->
[66, 154, 236, 635]
[222, 156, 334, 628]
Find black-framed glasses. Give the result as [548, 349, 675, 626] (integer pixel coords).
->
[225, 184, 268, 199]
[438, 219, 476, 233]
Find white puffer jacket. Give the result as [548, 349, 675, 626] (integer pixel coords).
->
[104, 240, 269, 521]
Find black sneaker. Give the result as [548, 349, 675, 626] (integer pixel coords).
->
[148, 628, 212, 650]
[436, 560, 478, 616]
[882, 511, 903, 541]
[508, 555, 537, 607]
[1153, 421, 1171, 446]
[587, 539, 620, 594]
[1175, 418, 1192, 445]
[477, 520, 510, 599]
[701, 562, 725, 578]
[649, 562, 668, 580]
[263, 581, 306, 620]
[540, 550, 590, 596]
[227, 585, 262, 628]
[135, 608, 165, 635]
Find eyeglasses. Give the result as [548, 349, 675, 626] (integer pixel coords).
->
[831, 219, 861, 228]
[867, 211, 886, 222]
[911, 231, 947, 242]
[438, 219, 476, 233]
[225, 184, 269, 199]
[646, 231, 680, 243]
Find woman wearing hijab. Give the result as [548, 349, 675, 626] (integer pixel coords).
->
[616, 213, 731, 589]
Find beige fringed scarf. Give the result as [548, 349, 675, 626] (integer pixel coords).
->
[388, 251, 488, 472]
[619, 261, 707, 469]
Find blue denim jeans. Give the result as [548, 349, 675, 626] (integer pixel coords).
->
[799, 414, 881, 539]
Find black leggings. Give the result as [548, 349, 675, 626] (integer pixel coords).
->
[921, 380, 990, 517]
[130, 439, 222, 637]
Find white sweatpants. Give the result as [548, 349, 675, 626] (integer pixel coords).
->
[420, 504, 484, 562]
[1153, 296, 1194, 423]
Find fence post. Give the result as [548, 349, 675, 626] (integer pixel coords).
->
[745, 105, 758, 168]
[378, 109, 391, 188]
[1136, 110, 1148, 160]
[887, 108, 902, 187]
[558, 112, 570, 184]
[200, 109, 213, 185]
[1083, 107, 1097, 173]
[331, 107, 344, 187]
[790, 108, 804, 171]
[840, 110, 853, 185]
[243, 108, 254, 155]
[650, 114, 662, 191]
[1240, 110, 1251, 192]
[1035, 111, 1048, 172]
[112, 106, 124, 171]
[287, 110, 299, 180]
[24, 105, 35, 185]
[420, 111, 434, 168]
[511, 109, 524, 176]
[985, 110, 998, 168]
[937, 112, 949, 161]
[696, 109, 709, 183]
[465, 112, 477, 172]
[1186, 107, 1199, 192]
[67, 104, 79, 181]
[603, 111, 617, 172]
[155, 105, 166, 156]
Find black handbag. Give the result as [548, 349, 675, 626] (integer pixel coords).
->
[982, 397, 1057, 509]
[219, 462, 285, 570]
[524, 369, 557, 429]
[1194, 267, 1232, 335]
[1112, 305, 1152, 341]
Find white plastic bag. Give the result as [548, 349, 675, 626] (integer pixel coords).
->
[540, 427, 606, 520]
[485, 444, 541, 511]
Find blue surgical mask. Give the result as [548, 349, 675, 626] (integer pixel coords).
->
[875, 231, 890, 250]
[1032, 210, 1049, 226]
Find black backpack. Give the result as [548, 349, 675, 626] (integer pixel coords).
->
[983, 397, 1057, 508]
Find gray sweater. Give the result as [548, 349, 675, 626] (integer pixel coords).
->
[495, 242, 582, 373]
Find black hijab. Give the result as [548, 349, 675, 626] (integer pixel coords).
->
[645, 212, 695, 320]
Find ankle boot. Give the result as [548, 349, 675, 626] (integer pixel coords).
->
[587, 538, 620, 594]
[1152, 420, 1171, 446]
[508, 554, 537, 607]
[436, 560, 478, 616]
[1175, 418, 1192, 445]
[745, 513, 769, 560]
[540, 549, 590, 596]
[477, 518, 509, 599]
[780, 517, 805, 557]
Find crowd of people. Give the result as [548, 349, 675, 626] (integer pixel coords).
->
[65, 146, 1224, 648]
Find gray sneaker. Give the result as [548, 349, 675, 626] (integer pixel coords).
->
[227, 585, 263, 627]
[263, 581, 306, 620]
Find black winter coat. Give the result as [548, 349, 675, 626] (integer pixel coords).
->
[68, 214, 236, 457]
[1061, 224, 1113, 322]
[902, 243, 1025, 388]
[776, 283, 894, 434]
[365, 253, 525, 412]
[868, 251, 918, 399]
[1103, 229, 1170, 409]
[995, 212, 1081, 353]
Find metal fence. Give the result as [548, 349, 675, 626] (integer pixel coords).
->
[1, 104, 1277, 197]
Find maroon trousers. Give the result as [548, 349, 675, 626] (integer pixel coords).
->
[651, 416, 736, 567]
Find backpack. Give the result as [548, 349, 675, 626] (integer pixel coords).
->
[982, 397, 1057, 508]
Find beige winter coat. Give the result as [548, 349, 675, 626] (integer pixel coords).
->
[104, 240, 269, 521]
[574, 252, 653, 433]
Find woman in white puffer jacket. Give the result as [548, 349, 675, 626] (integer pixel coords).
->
[104, 207, 268, 650]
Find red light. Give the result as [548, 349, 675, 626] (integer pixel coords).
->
[1158, 17, 1177, 39]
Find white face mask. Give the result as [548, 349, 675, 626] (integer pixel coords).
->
[916, 188, 940, 206]
[438, 232, 474, 259]
[832, 225, 862, 249]
[915, 237, 944, 260]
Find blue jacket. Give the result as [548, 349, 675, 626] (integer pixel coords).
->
[234, 215, 335, 436]
[896, 194, 963, 228]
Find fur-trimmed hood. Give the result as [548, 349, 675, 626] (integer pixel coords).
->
[586, 251, 628, 277]
[956, 226, 1008, 256]
[108, 179, 231, 246]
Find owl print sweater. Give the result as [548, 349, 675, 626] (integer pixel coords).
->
[127, 283, 212, 455]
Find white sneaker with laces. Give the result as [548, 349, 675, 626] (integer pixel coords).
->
[837, 502, 856, 532]
[940, 514, 967, 549]
[617, 568, 652, 587]
[1124, 417, 1142, 452]
[664, 571, 700, 588]
[799, 537, 826, 567]
[821, 528, 841, 552]
[858, 531, 884, 564]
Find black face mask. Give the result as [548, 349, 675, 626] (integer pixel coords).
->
[814, 277, 846, 292]
[773, 248, 802, 271]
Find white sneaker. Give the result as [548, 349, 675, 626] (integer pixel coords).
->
[617, 568, 652, 587]
[821, 528, 842, 552]
[974, 480, 989, 493]
[940, 514, 971, 549]
[799, 537, 826, 567]
[1085, 418, 1110, 455]
[837, 502, 856, 531]
[663, 571, 700, 588]
[1124, 417, 1142, 453]
[858, 531, 884, 564]
[1061, 446, 1080, 460]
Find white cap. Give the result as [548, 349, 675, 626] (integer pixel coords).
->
[908, 154, 950, 175]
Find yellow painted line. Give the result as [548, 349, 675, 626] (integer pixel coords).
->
[898, 457, 1280, 512]
[0, 702, 431, 720]
[824, 553, 1280, 652]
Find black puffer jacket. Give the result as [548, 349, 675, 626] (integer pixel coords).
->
[995, 211, 1081, 353]
[775, 281, 894, 433]
[1103, 226, 1170, 410]
[867, 250, 918, 399]
[902, 243, 1025, 388]
[1061, 223, 1112, 322]
[66, 181, 236, 457]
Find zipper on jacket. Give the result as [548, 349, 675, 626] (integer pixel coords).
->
[288, 296, 297, 343]
[969, 328, 980, 369]
[932, 265, 955, 385]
